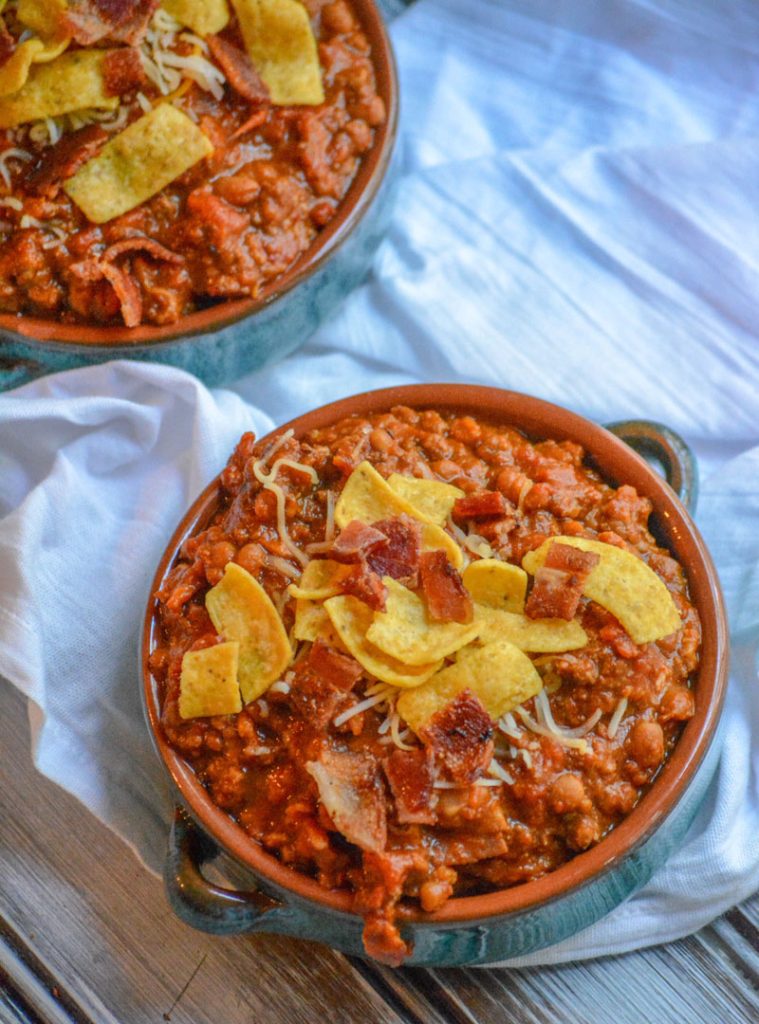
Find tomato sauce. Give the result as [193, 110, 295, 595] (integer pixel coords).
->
[149, 406, 701, 964]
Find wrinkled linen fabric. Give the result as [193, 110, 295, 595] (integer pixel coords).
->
[1, 0, 758, 966]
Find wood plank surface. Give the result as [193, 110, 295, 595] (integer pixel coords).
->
[0, 685, 428, 1024]
[3, 681, 759, 1024]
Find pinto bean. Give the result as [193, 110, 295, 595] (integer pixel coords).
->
[660, 686, 695, 722]
[549, 773, 587, 815]
[627, 720, 665, 768]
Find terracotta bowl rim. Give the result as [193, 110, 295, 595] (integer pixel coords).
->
[0, 0, 398, 351]
[141, 383, 729, 925]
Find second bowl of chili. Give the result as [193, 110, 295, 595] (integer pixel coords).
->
[0, 0, 398, 390]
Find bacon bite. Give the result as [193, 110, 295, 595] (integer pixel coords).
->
[26, 125, 108, 198]
[525, 541, 600, 621]
[206, 35, 270, 104]
[306, 748, 387, 854]
[331, 520, 388, 562]
[452, 490, 510, 521]
[383, 748, 436, 825]
[419, 549, 473, 624]
[366, 514, 422, 587]
[63, 0, 159, 46]
[306, 639, 363, 691]
[421, 689, 494, 785]
[102, 47, 147, 95]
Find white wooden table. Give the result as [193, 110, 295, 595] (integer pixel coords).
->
[3, 682, 758, 1024]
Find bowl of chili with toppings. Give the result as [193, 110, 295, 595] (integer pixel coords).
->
[142, 384, 728, 966]
[0, 0, 397, 390]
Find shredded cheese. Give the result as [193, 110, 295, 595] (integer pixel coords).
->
[252, 443, 312, 570]
[497, 712, 522, 740]
[267, 555, 300, 579]
[487, 759, 515, 785]
[0, 147, 32, 190]
[333, 686, 395, 728]
[516, 706, 589, 753]
[325, 491, 336, 543]
[607, 697, 628, 739]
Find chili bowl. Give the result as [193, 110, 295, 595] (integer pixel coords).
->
[141, 384, 728, 967]
[0, 0, 398, 393]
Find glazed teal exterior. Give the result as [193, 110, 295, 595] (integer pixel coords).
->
[0, 158, 398, 392]
[164, 715, 722, 967]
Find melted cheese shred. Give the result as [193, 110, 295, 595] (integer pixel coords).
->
[252, 431, 317, 570]
[607, 697, 628, 739]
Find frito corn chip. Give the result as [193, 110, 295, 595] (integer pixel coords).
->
[205, 562, 292, 703]
[397, 639, 543, 733]
[179, 641, 242, 719]
[293, 597, 331, 642]
[0, 49, 117, 126]
[288, 559, 351, 601]
[0, 39, 42, 97]
[163, 0, 230, 35]
[336, 461, 464, 569]
[462, 559, 528, 613]
[324, 595, 441, 688]
[522, 536, 682, 644]
[387, 474, 464, 526]
[367, 578, 481, 666]
[29, 32, 70, 63]
[17, 0, 67, 35]
[473, 605, 588, 652]
[232, 0, 323, 105]
[64, 103, 213, 223]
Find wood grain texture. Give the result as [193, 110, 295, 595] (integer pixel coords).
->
[0, 685, 408, 1024]
[2, 679, 759, 1024]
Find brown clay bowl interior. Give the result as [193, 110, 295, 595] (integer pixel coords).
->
[0, 0, 398, 349]
[142, 384, 729, 924]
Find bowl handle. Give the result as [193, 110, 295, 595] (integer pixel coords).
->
[0, 351, 44, 392]
[165, 807, 288, 935]
[605, 419, 698, 514]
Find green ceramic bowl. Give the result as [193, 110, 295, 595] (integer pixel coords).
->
[0, 0, 398, 392]
[141, 385, 728, 967]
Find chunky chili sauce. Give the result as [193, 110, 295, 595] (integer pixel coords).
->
[150, 407, 701, 965]
[0, 1, 384, 327]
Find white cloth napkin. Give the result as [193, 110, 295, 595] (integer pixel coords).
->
[2, 0, 759, 966]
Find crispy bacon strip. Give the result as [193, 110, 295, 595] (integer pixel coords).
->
[366, 514, 422, 587]
[339, 562, 387, 611]
[306, 639, 362, 692]
[69, 257, 142, 327]
[102, 47, 147, 96]
[306, 748, 387, 853]
[231, 108, 268, 140]
[207, 34, 269, 104]
[383, 748, 436, 825]
[421, 689, 493, 785]
[289, 671, 345, 729]
[26, 125, 108, 198]
[331, 520, 388, 562]
[452, 490, 510, 521]
[99, 260, 142, 327]
[103, 237, 183, 264]
[525, 541, 600, 621]
[419, 549, 473, 624]
[63, 0, 157, 45]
